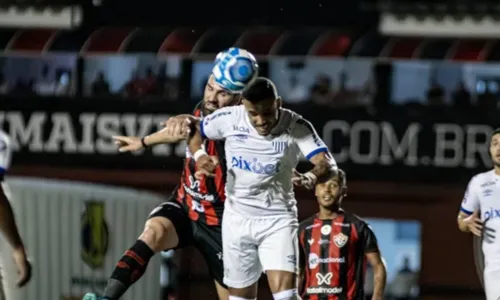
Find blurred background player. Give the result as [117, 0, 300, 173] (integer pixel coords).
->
[298, 169, 386, 300]
[457, 128, 500, 300]
[0, 129, 32, 300]
[187, 77, 337, 300]
[83, 49, 256, 300]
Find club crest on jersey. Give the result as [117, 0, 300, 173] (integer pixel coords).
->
[333, 232, 348, 248]
[321, 225, 332, 235]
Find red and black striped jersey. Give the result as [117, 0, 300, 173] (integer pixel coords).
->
[298, 211, 379, 300]
[175, 103, 227, 226]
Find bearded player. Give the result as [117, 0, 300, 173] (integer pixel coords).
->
[457, 128, 500, 300]
[83, 48, 258, 300]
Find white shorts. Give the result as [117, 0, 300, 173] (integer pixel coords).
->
[222, 210, 299, 288]
[484, 268, 500, 300]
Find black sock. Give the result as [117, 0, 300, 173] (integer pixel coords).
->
[103, 240, 155, 299]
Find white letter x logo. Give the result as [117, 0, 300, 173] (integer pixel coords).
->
[316, 272, 332, 285]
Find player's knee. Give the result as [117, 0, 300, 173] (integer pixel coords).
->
[272, 289, 300, 300]
[139, 217, 178, 252]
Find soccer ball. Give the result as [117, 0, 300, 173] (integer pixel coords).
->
[212, 47, 259, 93]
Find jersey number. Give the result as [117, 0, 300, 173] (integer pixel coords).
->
[192, 200, 205, 213]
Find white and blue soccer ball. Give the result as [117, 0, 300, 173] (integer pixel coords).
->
[212, 47, 259, 93]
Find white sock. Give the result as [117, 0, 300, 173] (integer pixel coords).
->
[272, 289, 300, 300]
[228, 296, 256, 300]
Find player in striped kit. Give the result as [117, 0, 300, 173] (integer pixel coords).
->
[0, 129, 31, 300]
[83, 52, 253, 300]
[298, 169, 386, 300]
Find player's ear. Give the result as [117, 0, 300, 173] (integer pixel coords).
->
[276, 97, 282, 108]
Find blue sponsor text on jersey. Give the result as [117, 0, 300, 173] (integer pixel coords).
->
[231, 156, 281, 175]
[484, 207, 500, 221]
[233, 125, 250, 133]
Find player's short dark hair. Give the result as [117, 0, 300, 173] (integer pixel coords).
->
[492, 128, 500, 139]
[318, 168, 346, 187]
[242, 77, 278, 104]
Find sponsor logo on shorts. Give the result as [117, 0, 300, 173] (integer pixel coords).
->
[321, 225, 331, 235]
[333, 233, 348, 248]
[308, 253, 345, 269]
[287, 254, 296, 265]
[306, 286, 343, 294]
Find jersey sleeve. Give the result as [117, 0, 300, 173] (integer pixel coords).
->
[360, 222, 379, 253]
[298, 226, 306, 269]
[0, 131, 12, 181]
[460, 176, 480, 215]
[199, 107, 233, 140]
[292, 118, 329, 160]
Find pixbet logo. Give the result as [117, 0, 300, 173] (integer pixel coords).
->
[484, 207, 500, 221]
[231, 156, 280, 175]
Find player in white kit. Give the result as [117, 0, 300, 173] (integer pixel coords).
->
[457, 128, 500, 300]
[0, 129, 31, 300]
[186, 77, 338, 300]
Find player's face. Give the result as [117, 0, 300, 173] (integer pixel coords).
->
[202, 75, 239, 115]
[315, 177, 344, 209]
[242, 98, 280, 136]
[490, 133, 500, 167]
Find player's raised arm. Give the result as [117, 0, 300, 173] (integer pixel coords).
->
[0, 131, 32, 287]
[457, 176, 483, 236]
[112, 114, 192, 153]
[292, 118, 338, 189]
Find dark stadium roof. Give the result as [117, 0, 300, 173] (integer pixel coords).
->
[0, 27, 497, 61]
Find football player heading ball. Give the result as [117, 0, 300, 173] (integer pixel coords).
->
[82, 48, 259, 300]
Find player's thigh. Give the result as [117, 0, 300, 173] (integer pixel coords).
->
[258, 218, 299, 292]
[141, 201, 193, 252]
[222, 212, 262, 291]
[192, 223, 227, 298]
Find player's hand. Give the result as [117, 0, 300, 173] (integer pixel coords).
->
[12, 247, 31, 287]
[195, 155, 219, 179]
[292, 169, 317, 190]
[112, 136, 143, 152]
[160, 114, 192, 138]
[463, 210, 483, 237]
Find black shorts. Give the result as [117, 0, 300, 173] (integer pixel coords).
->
[148, 199, 224, 287]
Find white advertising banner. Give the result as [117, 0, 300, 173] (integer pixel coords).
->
[0, 177, 164, 300]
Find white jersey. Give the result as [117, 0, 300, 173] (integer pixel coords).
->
[0, 130, 11, 181]
[461, 170, 500, 265]
[200, 105, 333, 217]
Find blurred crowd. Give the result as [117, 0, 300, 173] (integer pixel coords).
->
[1, 57, 500, 111]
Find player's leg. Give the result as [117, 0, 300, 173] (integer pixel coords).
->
[98, 201, 192, 300]
[222, 212, 261, 300]
[258, 218, 300, 300]
[192, 222, 229, 300]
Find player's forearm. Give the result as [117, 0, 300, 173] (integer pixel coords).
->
[0, 190, 25, 250]
[457, 215, 471, 232]
[371, 263, 387, 299]
[143, 127, 182, 146]
[309, 152, 337, 182]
